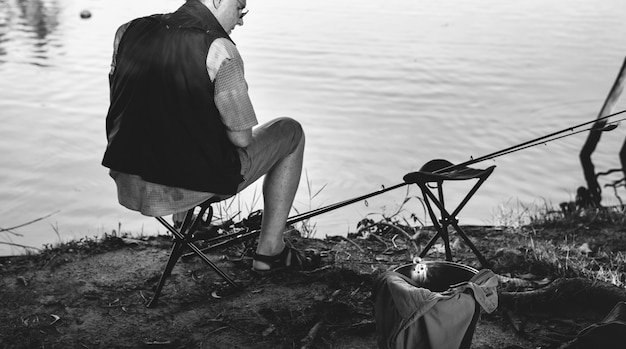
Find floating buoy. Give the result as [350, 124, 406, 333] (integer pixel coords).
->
[80, 10, 92, 19]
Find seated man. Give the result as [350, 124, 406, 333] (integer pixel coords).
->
[102, 0, 305, 273]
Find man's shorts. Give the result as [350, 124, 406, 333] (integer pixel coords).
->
[236, 117, 304, 192]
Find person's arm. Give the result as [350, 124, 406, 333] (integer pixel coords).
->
[208, 38, 258, 148]
[226, 128, 253, 148]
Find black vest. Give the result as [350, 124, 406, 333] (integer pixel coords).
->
[102, 0, 243, 195]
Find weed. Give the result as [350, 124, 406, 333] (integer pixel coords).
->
[514, 203, 626, 287]
[291, 170, 327, 238]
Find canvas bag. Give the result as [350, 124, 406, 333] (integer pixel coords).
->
[373, 269, 498, 349]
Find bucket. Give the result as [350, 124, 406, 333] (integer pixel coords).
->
[393, 260, 478, 292]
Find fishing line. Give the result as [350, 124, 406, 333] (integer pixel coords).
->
[286, 109, 626, 224]
[443, 109, 626, 172]
[482, 118, 625, 161]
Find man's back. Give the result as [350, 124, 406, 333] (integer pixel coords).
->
[103, 2, 243, 195]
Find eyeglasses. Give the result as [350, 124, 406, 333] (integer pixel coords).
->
[240, 8, 249, 19]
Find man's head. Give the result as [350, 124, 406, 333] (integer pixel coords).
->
[203, 0, 247, 34]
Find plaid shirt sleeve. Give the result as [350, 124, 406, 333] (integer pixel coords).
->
[207, 38, 258, 131]
[109, 22, 131, 76]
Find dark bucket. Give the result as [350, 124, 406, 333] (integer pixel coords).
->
[393, 260, 478, 292]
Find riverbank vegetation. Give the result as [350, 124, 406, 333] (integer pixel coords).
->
[1, 202, 625, 348]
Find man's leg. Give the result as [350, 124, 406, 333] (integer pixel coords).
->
[253, 130, 304, 270]
[234, 117, 305, 271]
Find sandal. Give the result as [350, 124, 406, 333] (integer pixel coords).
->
[252, 245, 320, 275]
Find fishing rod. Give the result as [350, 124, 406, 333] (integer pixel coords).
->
[191, 109, 626, 254]
[489, 119, 623, 160]
[285, 109, 626, 224]
[444, 110, 626, 172]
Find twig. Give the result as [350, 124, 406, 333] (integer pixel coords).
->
[391, 234, 399, 248]
[384, 220, 421, 252]
[207, 326, 229, 335]
[138, 291, 148, 304]
[377, 221, 413, 241]
[0, 227, 22, 237]
[370, 233, 389, 248]
[144, 340, 173, 346]
[299, 265, 333, 275]
[343, 250, 352, 261]
[300, 321, 323, 349]
[328, 289, 341, 301]
[0, 210, 60, 232]
[340, 236, 364, 252]
[299, 290, 341, 349]
[0, 241, 41, 250]
[42, 252, 59, 268]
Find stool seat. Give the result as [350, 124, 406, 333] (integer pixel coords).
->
[404, 159, 495, 183]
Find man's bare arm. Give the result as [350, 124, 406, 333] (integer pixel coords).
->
[226, 128, 253, 148]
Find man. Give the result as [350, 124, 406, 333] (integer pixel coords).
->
[102, 0, 306, 273]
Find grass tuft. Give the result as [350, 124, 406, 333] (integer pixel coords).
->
[513, 203, 626, 287]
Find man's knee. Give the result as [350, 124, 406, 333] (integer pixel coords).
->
[273, 117, 305, 151]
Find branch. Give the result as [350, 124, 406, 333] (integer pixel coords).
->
[0, 241, 41, 251]
[0, 211, 60, 233]
[596, 168, 623, 178]
[0, 227, 23, 237]
[499, 277, 626, 317]
[580, 57, 626, 206]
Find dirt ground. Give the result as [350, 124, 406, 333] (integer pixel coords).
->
[1, 222, 625, 349]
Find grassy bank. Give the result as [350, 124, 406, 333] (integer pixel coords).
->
[1, 203, 625, 348]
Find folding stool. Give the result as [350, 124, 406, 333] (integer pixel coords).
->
[403, 159, 495, 267]
[146, 196, 243, 307]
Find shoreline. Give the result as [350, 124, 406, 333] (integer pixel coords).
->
[2, 213, 626, 348]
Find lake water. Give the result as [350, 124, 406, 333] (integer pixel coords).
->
[1, 0, 625, 256]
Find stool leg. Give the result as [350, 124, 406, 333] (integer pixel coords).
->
[419, 231, 442, 258]
[440, 220, 453, 261]
[157, 216, 242, 290]
[418, 183, 453, 260]
[449, 221, 490, 267]
[182, 240, 241, 289]
[432, 203, 490, 267]
[418, 191, 440, 258]
[146, 239, 186, 308]
[419, 218, 453, 261]
[146, 210, 196, 308]
[437, 183, 453, 261]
